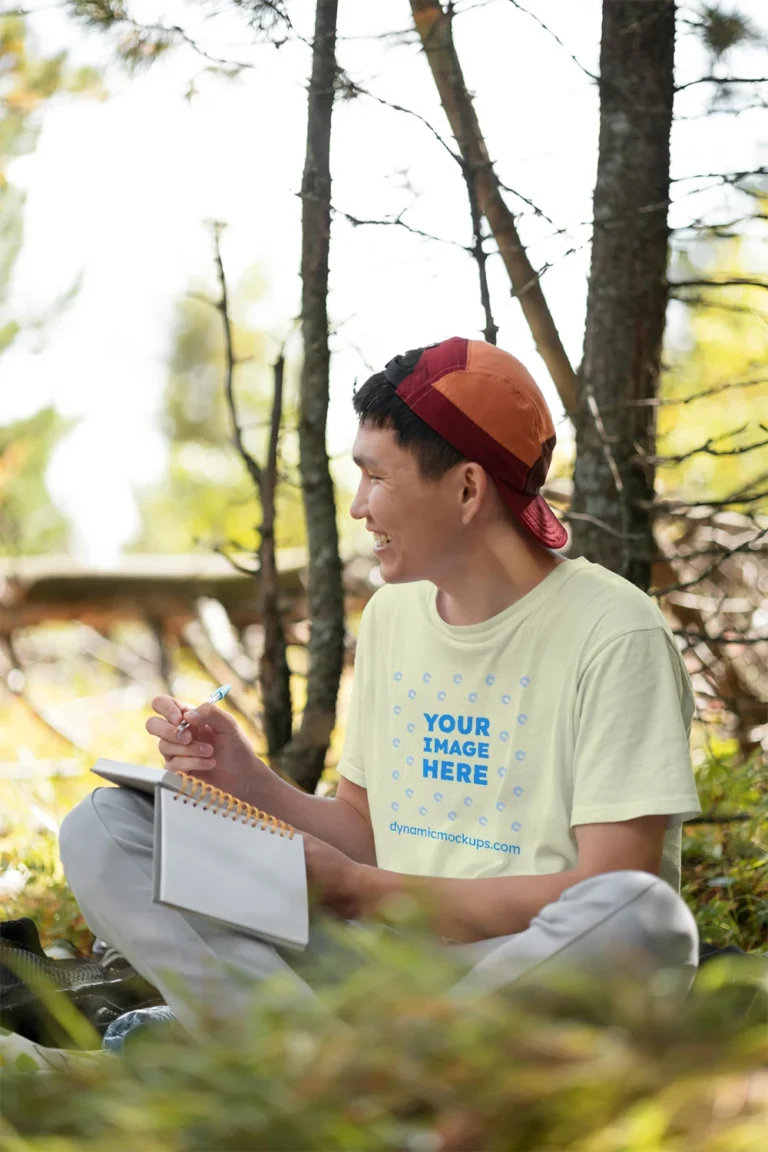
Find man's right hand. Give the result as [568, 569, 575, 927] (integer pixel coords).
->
[146, 695, 265, 803]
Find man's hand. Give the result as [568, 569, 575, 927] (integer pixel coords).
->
[303, 833, 374, 920]
[146, 695, 264, 804]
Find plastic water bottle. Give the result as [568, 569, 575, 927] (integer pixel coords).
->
[102, 1005, 177, 1053]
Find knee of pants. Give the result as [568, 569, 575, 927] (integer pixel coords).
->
[562, 869, 699, 967]
[60, 787, 151, 901]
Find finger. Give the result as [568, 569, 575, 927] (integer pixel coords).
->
[146, 716, 194, 744]
[158, 738, 214, 760]
[151, 695, 194, 727]
[166, 757, 216, 775]
[180, 703, 239, 734]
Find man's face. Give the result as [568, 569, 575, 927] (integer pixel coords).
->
[349, 423, 471, 585]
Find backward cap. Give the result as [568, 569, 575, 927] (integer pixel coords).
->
[392, 336, 567, 549]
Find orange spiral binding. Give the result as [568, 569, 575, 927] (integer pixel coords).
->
[173, 771, 295, 838]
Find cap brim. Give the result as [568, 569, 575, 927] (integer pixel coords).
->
[495, 480, 568, 550]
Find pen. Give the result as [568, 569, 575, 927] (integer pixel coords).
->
[175, 684, 232, 736]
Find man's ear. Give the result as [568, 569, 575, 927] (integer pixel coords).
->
[459, 462, 488, 522]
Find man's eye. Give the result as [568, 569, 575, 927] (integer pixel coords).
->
[368, 475, 381, 481]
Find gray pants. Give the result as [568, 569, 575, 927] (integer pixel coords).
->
[59, 788, 699, 1030]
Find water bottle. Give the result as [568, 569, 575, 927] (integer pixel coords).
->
[102, 1005, 177, 1053]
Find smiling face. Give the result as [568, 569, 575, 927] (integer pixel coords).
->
[350, 422, 487, 585]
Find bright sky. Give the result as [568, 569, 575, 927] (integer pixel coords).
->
[4, 0, 767, 563]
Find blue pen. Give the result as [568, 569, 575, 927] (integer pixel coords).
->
[175, 684, 232, 736]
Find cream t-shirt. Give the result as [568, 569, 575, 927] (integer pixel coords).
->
[337, 557, 701, 890]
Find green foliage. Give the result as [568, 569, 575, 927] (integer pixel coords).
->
[660, 235, 768, 510]
[1, 930, 766, 1151]
[0, 408, 75, 555]
[130, 280, 307, 556]
[682, 746, 768, 951]
[695, 4, 766, 63]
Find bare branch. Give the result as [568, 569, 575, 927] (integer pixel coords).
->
[644, 426, 768, 467]
[561, 511, 646, 541]
[649, 486, 768, 513]
[410, 0, 579, 415]
[346, 81, 458, 161]
[504, 0, 598, 83]
[672, 632, 768, 647]
[675, 75, 768, 92]
[650, 525, 768, 595]
[670, 166, 768, 184]
[334, 206, 468, 249]
[210, 222, 263, 493]
[670, 277, 768, 293]
[211, 543, 259, 577]
[623, 377, 768, 408]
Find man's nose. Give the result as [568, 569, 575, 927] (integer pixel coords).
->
[349, 484, 367, 520]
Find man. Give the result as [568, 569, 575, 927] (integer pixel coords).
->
[60, 337, 701, 1024]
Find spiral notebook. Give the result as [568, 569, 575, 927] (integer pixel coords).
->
[91, 759, 308, 951]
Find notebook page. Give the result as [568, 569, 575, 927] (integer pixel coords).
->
[154, 788, 308, 951]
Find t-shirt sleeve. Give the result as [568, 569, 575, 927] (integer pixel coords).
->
[571, 627, 701, 826]
[335, 601, 373, 789]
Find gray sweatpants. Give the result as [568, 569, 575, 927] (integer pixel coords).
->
[59, 788, 699, 1029]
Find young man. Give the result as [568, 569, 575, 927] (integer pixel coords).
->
[60, 338, 701, 1024]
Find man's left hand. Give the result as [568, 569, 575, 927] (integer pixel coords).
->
[303, 832, 373, 919]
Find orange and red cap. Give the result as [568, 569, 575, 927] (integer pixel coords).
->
[384, 337, 567, 550]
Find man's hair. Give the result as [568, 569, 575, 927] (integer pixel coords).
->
[352, 346, 468, 482]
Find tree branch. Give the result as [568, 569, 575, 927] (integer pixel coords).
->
[670, 277, 768, 293]
[210, 222, 263, 492]
[410, 0, 579, 415]
[623, 377, 767, 407]
[644, 425, 768, 466]
[504, 0, 598, 83]
[650, 526, 768, 595]
[675, 75, 768, 93]
[334, 206, 468, 249]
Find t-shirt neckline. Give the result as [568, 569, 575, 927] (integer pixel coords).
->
[425, 556, 589, 642]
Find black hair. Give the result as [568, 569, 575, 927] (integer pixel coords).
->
[351, 346, 468, 482]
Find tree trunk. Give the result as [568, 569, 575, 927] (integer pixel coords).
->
[277, 0, 345, 793]
[570, 1, 675, 590]
[258, 352, 294, 757]
[410, 0, 578, 415]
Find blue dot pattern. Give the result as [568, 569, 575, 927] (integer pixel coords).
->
[387, 667, 535, 862]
